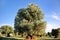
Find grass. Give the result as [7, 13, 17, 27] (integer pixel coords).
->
[0, 37, 24, 40]
[0, 37, 60, 40]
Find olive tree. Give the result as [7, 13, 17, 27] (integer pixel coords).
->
[14, 4, 46, 36]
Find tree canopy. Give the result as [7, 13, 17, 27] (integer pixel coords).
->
[51, 28, 59, 38]
[14, 4, 46, 36]
[1, 25, 13, 34]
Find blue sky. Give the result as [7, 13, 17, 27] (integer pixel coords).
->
[0, 0, 60, 32]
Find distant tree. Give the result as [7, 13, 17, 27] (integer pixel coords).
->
[57, 28, 60, 38]
[51, 29, 59, 38]
[14, 4, 46, 36]
[47, 32, 51, 37]
[1, 25, 13, 36]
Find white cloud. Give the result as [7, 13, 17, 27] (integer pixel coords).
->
[45, 12, 60, 21]
[50, 12, 60, 20]
[52, 15, 60, 20]
[45, 12, 60, 33]
[46, 24, 60, 33]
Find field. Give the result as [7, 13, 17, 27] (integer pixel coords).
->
[0, 37, 60, 40]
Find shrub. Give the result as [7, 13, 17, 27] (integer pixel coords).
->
[0, 32, 2, 37]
